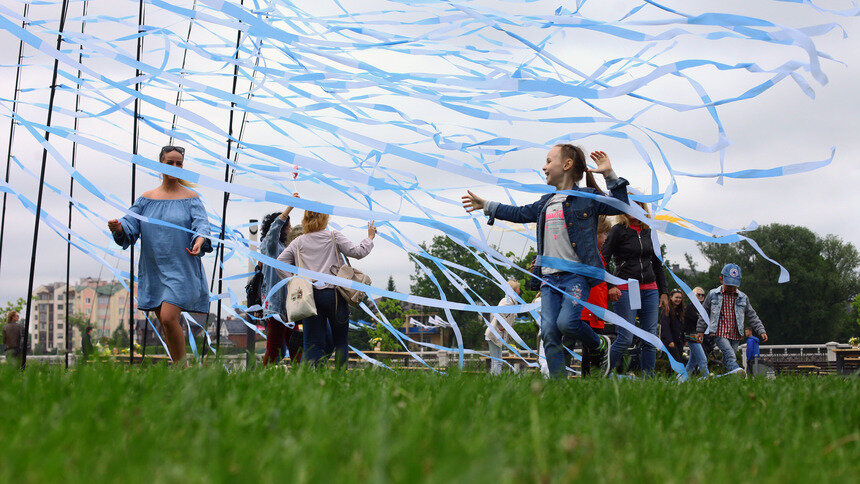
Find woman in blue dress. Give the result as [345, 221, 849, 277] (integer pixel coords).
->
[107, 145, 212, 363]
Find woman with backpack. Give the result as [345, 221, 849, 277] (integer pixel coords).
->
[277, 211, 376, 368]
[258, 193, 301, 366]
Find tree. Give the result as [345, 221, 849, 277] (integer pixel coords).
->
[696, 224, 860, 344]
[347, 326, 371, 351]
[110, 325, 129, 349]
[409, 235, 537, 348]
[0, 297, 25, 322]
[679, 252, 713, 292]
[68, 313, 90, 338]
[369, 298, 403, 351]
[386, 276, 396, 292]
[684, 253, 698, 273]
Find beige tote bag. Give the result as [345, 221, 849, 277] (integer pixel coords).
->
[285, 245, 317, 321]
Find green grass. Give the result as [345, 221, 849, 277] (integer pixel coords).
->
[0, 364, 857, 483]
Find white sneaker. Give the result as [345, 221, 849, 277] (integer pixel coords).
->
[729, 368, 746, 377]
[593, 335, 612, 377]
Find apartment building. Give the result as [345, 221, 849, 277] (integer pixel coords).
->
[29, 278, 146, 353]
[30, 282, 71, 353]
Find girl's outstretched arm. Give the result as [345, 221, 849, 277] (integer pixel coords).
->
[461, 190, 486, 212]
[463, 190, 545, 225]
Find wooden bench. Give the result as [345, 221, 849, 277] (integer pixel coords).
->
[796, 365, 822, 375]
[841, 357, 860, 374]
[834, 348, 860, 375]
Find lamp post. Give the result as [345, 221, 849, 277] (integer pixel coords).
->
[245, 218, 259, 368]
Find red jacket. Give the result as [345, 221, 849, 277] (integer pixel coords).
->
[581, 254, 607, 329]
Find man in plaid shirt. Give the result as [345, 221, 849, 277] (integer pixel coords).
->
[696, 263, 768, 375]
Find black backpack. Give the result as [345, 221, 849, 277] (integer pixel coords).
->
[245, 266, 264, 308]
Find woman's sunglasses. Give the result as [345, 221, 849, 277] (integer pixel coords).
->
[160, 145, 185, 155]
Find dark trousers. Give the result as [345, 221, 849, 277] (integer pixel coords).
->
[748, 356, 763, 376]
[302, 288, 349, 368]
[283, 330, 303, 363]
[578, 327, 604, 375]
[265, 318, 303, 364]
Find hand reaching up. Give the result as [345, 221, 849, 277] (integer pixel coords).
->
[461, 190, 486, 212]
[588, 151, 613, 177]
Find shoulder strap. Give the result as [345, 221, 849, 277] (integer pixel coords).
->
[294, 239, 305, 270]
[330, 230, 352, 267]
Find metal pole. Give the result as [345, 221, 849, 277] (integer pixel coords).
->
[65, 0, 88, 370]
[0, 2, 30, 278]
[213, 0, 246, 356]
[21, 0, 72, 370]
[167, 0, 197, 145]
[129, 0, 146, 365]
[207, 31, 262, 359]
[141, 313, 149, 361]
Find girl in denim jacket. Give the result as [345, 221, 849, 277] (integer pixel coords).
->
[462, 144, 629, 378]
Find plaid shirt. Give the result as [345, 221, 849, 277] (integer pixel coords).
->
[716, 290, 742, 340]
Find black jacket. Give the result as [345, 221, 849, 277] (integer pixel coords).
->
[82, 333, 94, 357]
[683, 307, 699, 335]
[600, 224, 667, 294]
[660, 310, 684, 347]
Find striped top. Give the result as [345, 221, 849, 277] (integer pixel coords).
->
[715, 291, 742, 340]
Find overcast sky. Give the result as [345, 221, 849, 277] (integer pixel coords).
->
[0, 0, 857, 313]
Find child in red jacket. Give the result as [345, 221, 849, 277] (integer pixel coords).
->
[579, 216, 612, 375]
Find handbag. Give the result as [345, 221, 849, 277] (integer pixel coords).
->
[285, 244, 318, 321]
[329, 231, 372, 305]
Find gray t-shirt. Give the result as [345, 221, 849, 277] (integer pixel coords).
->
[542, 194, 580, 275]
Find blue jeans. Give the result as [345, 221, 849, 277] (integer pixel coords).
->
[540, 272, 599, 379]
[609, 289, 659, 375]
[685, 340, 709, 375]
[302, 288, 349, 368]
[714, 337, 740, 372]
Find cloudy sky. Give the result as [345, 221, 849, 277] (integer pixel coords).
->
[0, 0, 857, 314]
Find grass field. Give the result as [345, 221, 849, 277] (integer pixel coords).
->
[0, 364, 857, 483]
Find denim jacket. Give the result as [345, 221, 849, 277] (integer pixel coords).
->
[260, 216, 288, 318]
[696, 287, 766, 336]
[484, 175, 629, 287]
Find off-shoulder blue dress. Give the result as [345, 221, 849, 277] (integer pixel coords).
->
[113, 196, 213, 314]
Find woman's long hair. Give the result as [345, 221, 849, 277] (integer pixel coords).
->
[597, 214, 612, 236]
[554, 144, 604, 194]
[668, 288, 685, 320]
[6, 310, 18, 323]
[616, 200, 651, 229]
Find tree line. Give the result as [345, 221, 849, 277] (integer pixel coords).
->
[398, 223, 859, 348]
